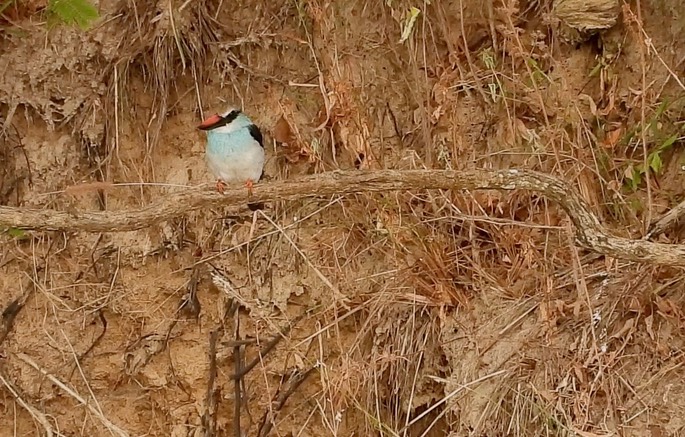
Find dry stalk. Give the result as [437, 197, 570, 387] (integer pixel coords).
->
[2, 170, 685, 265]
[232, 306, 242, 437]
[0, 371, 55, 437]
[202, 330, 219, 437]
[400, 369, 508, 435]
[646, 201, 685, 240]
[257, 366, 317, 437]
[15, 353, 129, 437]
[0, 274, 35, 346]
[230, 314, 301, 381]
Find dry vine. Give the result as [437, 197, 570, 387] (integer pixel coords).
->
[1, 169, 685, 266]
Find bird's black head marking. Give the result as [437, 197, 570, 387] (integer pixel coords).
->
[221, 109, 241, 124]
[197, 109, 242, 131]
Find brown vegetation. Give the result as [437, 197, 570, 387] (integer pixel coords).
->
[2, 0, 685, 436]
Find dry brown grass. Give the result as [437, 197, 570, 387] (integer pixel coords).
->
[100, 0, 219, 176]
[284, 0, 685, 435]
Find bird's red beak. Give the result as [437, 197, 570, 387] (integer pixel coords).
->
[197, 114, 223, 130]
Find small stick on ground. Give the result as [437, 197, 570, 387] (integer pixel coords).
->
[0, 370, 55, 437]
[68, 310, 107, 381]
[222, 338, 258, 347]
[231, 331, 283, 381]
[0, 274, 36, 346]
[230, 314, 304, 381]
[232, 302, 242, 437]
[202, 330, 220, 437]
[16, 353, 130, 437]
[257, 365, 317, 437]
[179, 265, 202, 319]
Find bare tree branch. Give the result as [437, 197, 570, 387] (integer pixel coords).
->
[2, 169, 685, 265]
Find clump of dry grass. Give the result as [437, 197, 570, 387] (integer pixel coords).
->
[280, 0, 685, 435]
[101, 0, 219, 173]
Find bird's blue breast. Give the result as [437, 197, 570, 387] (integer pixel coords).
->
[207, 129, 255, 156]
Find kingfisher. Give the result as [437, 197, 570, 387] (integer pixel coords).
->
[197, 107, 265, 195]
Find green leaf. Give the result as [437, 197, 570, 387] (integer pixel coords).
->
[647, 99, 671, 134]
[625, 164, 641, 191]
[588, 62, 602, 78]
[635, 163, 645, 175]
[630, 174, 640, 191]
[481, 49, 496, 69]
[658, 133, 679, 152]
[648, 152, 663, 174]
[654, 99, 669, 121]
[399, 6, 420, 44]
[4, 227, 27, 239]
[47, 0, 99, 30]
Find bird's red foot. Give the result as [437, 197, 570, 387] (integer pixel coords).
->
[245, 179, 254, 197]
[216, 179, 227, 194]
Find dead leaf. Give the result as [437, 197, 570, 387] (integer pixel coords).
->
[124, 334, 166, 375]
[609, 317, 635, 340]
[579, 93, 598, 116]
[624, 164, 636, 180]
[655, 296, 683, 318]
[607, 179, 621, 192]
[273, 115, 294, 144]
[603, 127, 623, 148]
[645, 314, 655, 340]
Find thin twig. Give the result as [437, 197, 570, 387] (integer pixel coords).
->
[73, 311, 107, 369]
[230, 315, 303, 381]
[233, 304, 242, 437]
[179, 265, 202, 318]
[2, 170, 685, 265]
[399, 369, 508, 433]
[0, 276, 34, 346]
[257, 366, 317, 436]
[16, 353, 130, 437]
[0, 371, 55, 437]
[231, 327, 283, 381]
[223, 338, 258, 347]
[202, 330, 220, 437]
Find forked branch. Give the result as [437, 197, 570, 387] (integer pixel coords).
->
[1, 169, 684, 265]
